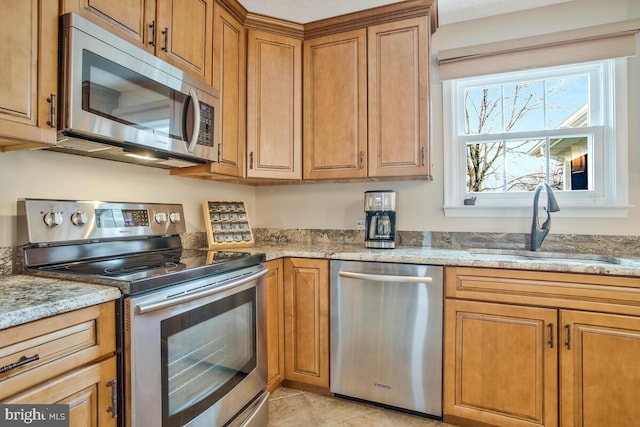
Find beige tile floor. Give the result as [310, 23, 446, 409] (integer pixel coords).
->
[268, 387, 456, 427]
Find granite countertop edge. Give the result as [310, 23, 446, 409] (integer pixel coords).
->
[3, 244, 640, 331]
[0, 275, 121, 331]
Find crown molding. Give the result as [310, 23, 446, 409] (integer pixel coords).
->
[215, 0, 248, 23]
[303, 0, 436, 39]
[244, 13, 305, 39]
[221, 0, 436, 40]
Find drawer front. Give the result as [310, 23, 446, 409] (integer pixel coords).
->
[445, 267, 640, 316]
[0, 302, 116, 400]
[5, 356, 118, 427]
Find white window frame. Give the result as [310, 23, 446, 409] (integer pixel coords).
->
[443, 58, 630, 218]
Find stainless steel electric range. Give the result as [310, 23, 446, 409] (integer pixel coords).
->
[17, 199, 269, 427]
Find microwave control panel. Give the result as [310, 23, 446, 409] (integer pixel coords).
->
[197, 103, 215, 147]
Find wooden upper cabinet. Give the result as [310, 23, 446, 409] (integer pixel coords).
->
[303, 30, 368, 180]
[61, 0, 213, 85]
[0, 0, 58, 151]
[560, 310, 640, 427]
[246, 30, 302, 180]
[302, 15, 431, 181]
[156, 0, 213, 85]
[210, 2, 245, 177]
[60, 0, 156, 52]
[368, 17, 430, 178]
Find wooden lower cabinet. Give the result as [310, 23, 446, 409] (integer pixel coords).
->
[264, 258, 285, 392]
[0, 302, 117, 426]
[283, 258, 329, 390]
[444, 300, 558, 427]
[5, 357, 117, 427]
[560, 310, 640, 427]
[444, 267, 640, 427]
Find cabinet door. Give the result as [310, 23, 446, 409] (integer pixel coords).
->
[246, 30, 302, 180]
[444, 299, 558, 427]
[5, 357, 117, 427]
[264, 259, 285, 392]
[156, 0, 214, 85]
[367, 17, 430, 178]
[303, 30, 368, 180]
[283, 258, 329, 388]
[60, 0, 156, 52]
[0, 0, 57, 150]
[560, 310, 640, 427]
[211, 3, 245, 177]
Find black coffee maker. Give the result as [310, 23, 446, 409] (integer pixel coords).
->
[364, 190, 397, 248]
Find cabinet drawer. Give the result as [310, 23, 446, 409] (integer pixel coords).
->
[0, 302, 116, 400]
[4, 356, 117, 427]
[445, 267, 640, 316]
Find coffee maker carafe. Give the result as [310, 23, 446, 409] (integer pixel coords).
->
[364, 190, 397, 248]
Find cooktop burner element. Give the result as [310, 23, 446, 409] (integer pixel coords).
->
[17, 199, 265, 295]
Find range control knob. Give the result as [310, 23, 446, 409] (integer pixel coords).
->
[155, 212, 168, 224]
[70, 211, 88, 226]
[169, 212, 181, 224]
[43, 211, 64, 227]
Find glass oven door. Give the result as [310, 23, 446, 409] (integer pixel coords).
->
[125, 265, 267, 427]
[161, 287, 256, 427]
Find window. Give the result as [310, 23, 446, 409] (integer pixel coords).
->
[443, 59, 630, 218]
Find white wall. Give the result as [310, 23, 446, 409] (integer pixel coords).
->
[254, 0, 640, 236]
[0, 150, 256, 246]
[1, 0, 639, 247]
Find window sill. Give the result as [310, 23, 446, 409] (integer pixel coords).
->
[443, 204, 633, 218]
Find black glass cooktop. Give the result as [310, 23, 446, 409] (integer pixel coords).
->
[37, 249, 265, 295]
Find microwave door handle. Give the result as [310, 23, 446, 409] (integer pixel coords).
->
[185, 88, 201, 153]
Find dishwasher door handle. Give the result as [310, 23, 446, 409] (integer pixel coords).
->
[339, 271, 433, 283]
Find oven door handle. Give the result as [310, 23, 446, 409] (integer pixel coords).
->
[134, 268, 267, 315]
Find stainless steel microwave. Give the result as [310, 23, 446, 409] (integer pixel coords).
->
[52, 13, 220, 169]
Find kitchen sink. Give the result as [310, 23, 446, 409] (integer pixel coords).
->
[466, 248, 622, 265]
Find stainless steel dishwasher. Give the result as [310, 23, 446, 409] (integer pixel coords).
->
[330, 260, 443, 417]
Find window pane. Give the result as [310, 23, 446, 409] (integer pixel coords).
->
[466, 141, 504, 192]
[550, 135, 590, 191]
[504, 139, 546, 192]
[464, 87, 502, 134]
[503, 82, 544, 132]
[545, 75, 589, 129]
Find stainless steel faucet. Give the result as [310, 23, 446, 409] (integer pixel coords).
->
[530, 183, 560, 251]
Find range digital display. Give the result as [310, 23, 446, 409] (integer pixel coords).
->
[96, 209, 149, 228]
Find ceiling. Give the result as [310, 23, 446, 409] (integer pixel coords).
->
[236, 0, 571, 25]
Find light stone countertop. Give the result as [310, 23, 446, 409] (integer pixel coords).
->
[0, 275, 121, 331]
[3, 244, 640, 331]
[246, 243, 640, 277]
